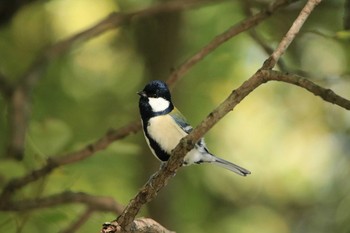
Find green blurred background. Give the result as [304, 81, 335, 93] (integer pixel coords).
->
[1, 0, 350, 232]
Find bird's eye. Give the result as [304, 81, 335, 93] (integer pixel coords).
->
[150, 93, 158, 98]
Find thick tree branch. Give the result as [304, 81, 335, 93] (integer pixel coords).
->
[106, 0, 329, 232]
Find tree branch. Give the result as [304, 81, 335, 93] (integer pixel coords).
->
[111, 65, 350, 232]
[105, 0, 329, 232]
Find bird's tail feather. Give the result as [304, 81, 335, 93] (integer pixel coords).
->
[212, 156, 251, 176]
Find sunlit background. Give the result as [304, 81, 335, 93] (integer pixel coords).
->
[0, 0, 350, 232]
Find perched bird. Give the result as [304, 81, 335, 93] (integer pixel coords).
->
[137, 80, 251, 176]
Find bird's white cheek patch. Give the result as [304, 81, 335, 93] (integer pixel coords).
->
[148, 97, 170, 112]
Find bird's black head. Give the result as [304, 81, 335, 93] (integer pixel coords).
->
[138, 80, 172, 101]
[137, 80, 173, 120]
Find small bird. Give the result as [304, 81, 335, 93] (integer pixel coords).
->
[137, 80, 251, 176]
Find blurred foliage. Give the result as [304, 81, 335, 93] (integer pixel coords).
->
[0, 0, 350, 233]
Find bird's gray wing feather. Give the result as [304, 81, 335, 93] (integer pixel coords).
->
[169, 108, 193, 134]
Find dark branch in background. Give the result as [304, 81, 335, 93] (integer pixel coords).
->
[101, 0, 327, 232]
[4, 0, 214, 160]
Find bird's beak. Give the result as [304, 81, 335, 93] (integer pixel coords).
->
[137, 90, 147, 97]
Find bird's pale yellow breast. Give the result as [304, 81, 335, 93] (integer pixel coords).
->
[147, 114, 187, 154]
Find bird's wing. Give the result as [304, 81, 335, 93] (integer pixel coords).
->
[169, 107, 193, 134]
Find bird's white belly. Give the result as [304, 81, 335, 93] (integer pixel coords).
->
[147, 115, 187, 154]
